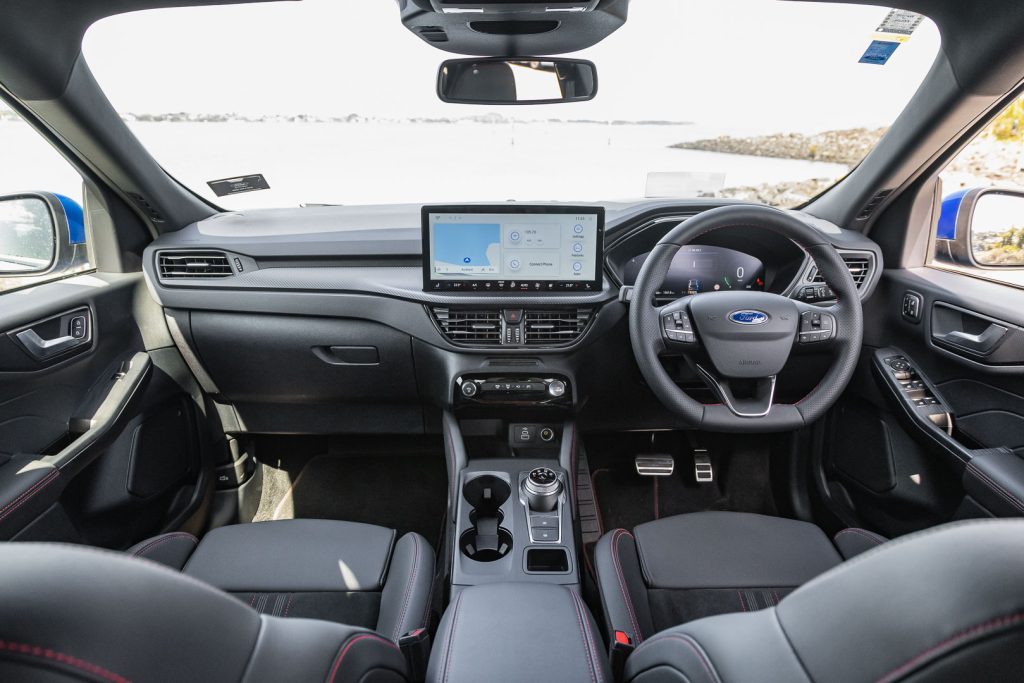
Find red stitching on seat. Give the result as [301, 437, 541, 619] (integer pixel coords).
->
[737, 590, 747, 612]
[568, 591, 597, 683]
[0, 469, 60, 524]
[875, 612, 1024, 683]
[833, 528, 886, 549]
[610, 529, 644, 643]
[130, 532, 198, 559]
[640, 633, 722, 683]
[441, 591, 465, 683]
[392, 534, 420, 641]
[325, 633, 399, 683]
[0, 640, 130, 683]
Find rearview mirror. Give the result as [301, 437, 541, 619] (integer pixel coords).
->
[437, 57, 597, 105]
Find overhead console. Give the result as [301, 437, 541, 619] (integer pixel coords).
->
[399, 0, 628, 56]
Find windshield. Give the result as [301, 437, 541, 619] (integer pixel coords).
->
[82, 1, 939, 210]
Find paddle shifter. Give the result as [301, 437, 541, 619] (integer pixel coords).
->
[522, 467, 562, 512]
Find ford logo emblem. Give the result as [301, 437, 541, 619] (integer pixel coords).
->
[729, 310, 770, 325]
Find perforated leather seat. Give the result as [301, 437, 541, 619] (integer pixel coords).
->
[0, 543, 409, 682]
[127, 519, 434, 642]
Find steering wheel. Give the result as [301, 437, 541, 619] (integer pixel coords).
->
[629, 205, 863, 432]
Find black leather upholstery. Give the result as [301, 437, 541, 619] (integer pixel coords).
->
[832, 526, 887, 559]
[623, 520, 1024, 682]
[0, 457, 62, 540]
[427, 583, 610, 683]
[963, 450, 1024, 517]
[0, 543, 408, 682]
[131, 520, 434, 640]
[595, 512, 844, 643]
[633, 512, 841, 588]
[126, 531, 198, 569]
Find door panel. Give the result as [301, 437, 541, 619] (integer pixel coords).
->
[820, 266, 1024, 533]
[0, 273, 209, 544]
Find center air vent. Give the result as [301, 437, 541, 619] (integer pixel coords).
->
[523, 309, 592, 345]
[432, 308, 502, 346]
[807, 253, 874, 289]
[158, 251, 233, 279]
[431, 307, 593, 347]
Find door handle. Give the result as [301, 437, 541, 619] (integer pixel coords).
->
[15, 328, 83, 360]
[933, 323, 1007, 355]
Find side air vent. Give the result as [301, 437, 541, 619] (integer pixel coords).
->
[432, 308, 501, 345]
[158, 251, 233, 279]
[856, 189, 893, 221]
[524, 309, 592, 345]
[807, 253, 873, 289]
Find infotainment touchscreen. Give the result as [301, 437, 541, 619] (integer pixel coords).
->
[422, 205, 604, 292]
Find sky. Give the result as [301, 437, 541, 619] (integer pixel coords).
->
[82, 0, 942, 132]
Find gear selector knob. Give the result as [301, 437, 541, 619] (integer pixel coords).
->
[522, 467, 562, 512]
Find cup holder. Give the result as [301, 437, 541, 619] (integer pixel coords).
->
[462, 475, 511, 514]
[461, 475, 513, 562]
[460, 527, 513, 562]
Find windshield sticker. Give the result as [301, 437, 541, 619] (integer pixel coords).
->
[875, 9, 924, 36]
[207, 174, 270, 197]
[859, 40, 901, 66]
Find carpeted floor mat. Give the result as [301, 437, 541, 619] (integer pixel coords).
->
[586, 432, 777, 535]
[253, 449, 447, 549]
[591, 467, 729, 533]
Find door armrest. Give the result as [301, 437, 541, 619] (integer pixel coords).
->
[964, 450, 1024, 518]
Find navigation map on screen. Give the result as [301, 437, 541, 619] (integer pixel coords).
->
[424, 208, 602, 291]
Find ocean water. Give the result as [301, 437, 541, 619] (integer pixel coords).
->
[1, 120, 848, 211]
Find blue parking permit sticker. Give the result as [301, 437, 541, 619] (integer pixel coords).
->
[859, 40, 900, 65]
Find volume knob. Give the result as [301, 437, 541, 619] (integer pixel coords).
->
[461, 381, 478, 398]
[547, 380, 566, 398]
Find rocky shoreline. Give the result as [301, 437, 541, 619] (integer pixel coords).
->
[671, 128, 886, 166]
[674, 127, 1024, 206]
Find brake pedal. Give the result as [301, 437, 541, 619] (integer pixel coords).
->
[635, 455, 674, 476]
[694, 449, 714, 483]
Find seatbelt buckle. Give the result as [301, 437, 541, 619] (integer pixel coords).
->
[610, 630, 635, 681]
[398, 628, 431, 682]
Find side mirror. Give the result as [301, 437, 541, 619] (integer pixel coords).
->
[0, 194, 56, 274]
[437, 57, 597, 105]
[936, 187, 1024, 267]
[0, 192, 88, 291]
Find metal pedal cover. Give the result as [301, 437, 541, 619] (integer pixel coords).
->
[694, 449, 714, 483]
[635, 455, 674, 476]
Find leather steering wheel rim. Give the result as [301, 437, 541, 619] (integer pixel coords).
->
[628, 204, 864, 433]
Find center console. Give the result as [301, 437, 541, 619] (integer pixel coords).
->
[453, 458, 578, 588]
[420, 204, 605, 679]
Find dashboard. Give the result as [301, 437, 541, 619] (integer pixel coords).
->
[139, 199, 883, 434]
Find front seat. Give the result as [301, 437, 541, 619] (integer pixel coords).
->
[127, 519, 434, 642]
[0, 543, 409, 682]
[621, 519, 1024, 682]
[594, 511, 885, 644]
